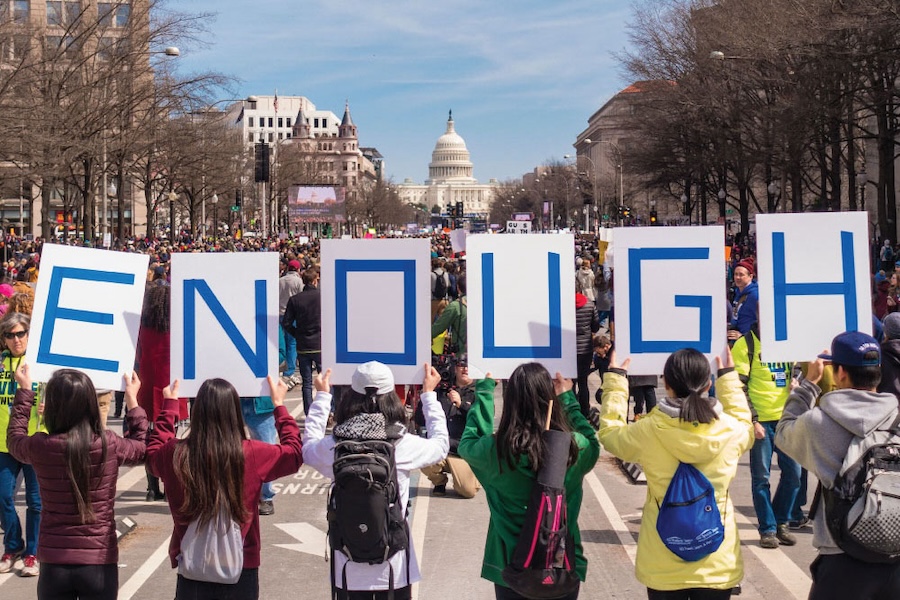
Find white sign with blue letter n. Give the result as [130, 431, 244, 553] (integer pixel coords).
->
[170, 253, 280, 397]
[756, 212, 872, 363]
[613, 226, 726, 375]
[466, 234, 576, 380]
[320, 238, 431, 386]
[26, 244, 149, 390]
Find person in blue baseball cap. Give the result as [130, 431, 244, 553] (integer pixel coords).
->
[776, 330, 899, 599]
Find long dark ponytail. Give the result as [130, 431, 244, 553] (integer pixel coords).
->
[662, 348, 718, 424]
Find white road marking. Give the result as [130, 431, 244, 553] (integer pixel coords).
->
[409, 476, 430, 600]
[733, 510, 811, 599]
[585, 471, 638, 564]
[117, 536, 171, 600]
[274, 522, 328, 558]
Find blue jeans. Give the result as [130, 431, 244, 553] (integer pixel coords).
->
[240, 402, 277, 502]
[298, 352, 322, 415]
[749, 420, 801, 534]
[281, 323, 297, 377]
[0, 451, 41, 555]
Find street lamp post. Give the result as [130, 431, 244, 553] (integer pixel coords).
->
[858, 172, 867, 211]
[211, 193, 219, 239]
[168, 190, 177, 241]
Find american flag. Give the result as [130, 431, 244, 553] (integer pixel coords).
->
[273, 90, 278, 114]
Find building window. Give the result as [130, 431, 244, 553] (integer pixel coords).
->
[114, 2, 128, 27]
[286, 118, 291, 127]
[314, 118, 319, 128]
[248, 133, 253, 142]
[259, 132, 264, 142]
[46, 1, 62, 25]
[268, 132, 273, 142]
[277, 117, 283, 128]
[286, 132, 291, 139]
[322, 118, 327, 128]
[98, 1, 113, 26]
[0, 0, 30, 23]
[278, 132, 283, 140]
[268, 117, 273, 128]
[248, 116, 253, 127]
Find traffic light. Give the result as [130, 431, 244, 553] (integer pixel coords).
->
[456, 201, 463, 218]
[235, 190, 243, 207]
[622, 206, 631, 219]
[650, 210, 658, 225]
[254, 142, 270, 183]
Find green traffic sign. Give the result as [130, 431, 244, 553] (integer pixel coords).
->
[230, 206, 240, 212]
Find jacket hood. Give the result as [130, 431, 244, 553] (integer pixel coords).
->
[819, 388, 898, 437]
[646, 406, 739, 464]
[737, 280, 758, 298]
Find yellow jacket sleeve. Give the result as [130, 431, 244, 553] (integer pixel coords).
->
[597, 370, 647, 463]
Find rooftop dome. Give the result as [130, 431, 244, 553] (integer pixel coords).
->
[427, 110, 476, 184]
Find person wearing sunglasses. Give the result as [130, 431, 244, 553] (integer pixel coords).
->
[0, 312, 43, 578]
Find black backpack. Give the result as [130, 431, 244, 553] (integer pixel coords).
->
[327, 436, 409, 597]
[815, 412, 900, 564]
[432, 269, 448, 300]
[502, 429, 580, 599]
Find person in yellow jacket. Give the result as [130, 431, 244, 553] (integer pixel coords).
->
[598, 347, 754, 599]
[0, 312, 44, 576]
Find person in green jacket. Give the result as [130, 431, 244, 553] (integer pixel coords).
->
[431, 274, 467, 355]
[458, 362, 600, 599]
[598, 347, 754, 599]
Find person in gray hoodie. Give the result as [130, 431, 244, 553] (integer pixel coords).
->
[776, 331, 900, 600]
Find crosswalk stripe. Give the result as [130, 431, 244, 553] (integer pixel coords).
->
[118, 536, 172, 599]
[585, 471, 638, 564]
[733, 510, 811, 598]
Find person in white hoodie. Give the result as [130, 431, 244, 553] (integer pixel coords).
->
[302, 362, 449, 600]
[776, 331, 900, 600]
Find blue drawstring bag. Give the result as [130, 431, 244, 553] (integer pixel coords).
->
[656, 462, 724, 562]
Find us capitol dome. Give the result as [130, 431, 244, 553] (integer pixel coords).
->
[397, 111, 497, 221]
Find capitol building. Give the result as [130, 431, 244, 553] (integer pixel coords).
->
[396, 112, 498, 218]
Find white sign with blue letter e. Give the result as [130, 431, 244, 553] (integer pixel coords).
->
[170, 253, 279, 397]
[613, 226, 726, 375]
[756, 212, 872, 363]
[467, 234, 576, 380]
[320, 238, 431, 385]
[26, 244, 149, 390]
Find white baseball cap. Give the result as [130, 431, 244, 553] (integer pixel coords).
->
[351, 361, 395, 395]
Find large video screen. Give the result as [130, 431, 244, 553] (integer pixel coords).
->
[287, 185, 346, 222]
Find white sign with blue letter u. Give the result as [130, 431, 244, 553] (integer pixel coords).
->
[320, 239, 431, 385]
[170, 253, 279, 397]
[467, 234, 576, 379]
[756, 212, 872, 362]
[26, 244, 149, 390]
[613, 226, 726, 375]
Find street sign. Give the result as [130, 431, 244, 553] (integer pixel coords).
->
[230, 205, 240, 212]
[506, 220, 532, 234]
[512, 212, 533, 221]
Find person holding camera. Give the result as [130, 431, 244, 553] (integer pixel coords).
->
[418, 356, 480, 498]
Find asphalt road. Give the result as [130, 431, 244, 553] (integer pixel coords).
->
[1, 374, 818, 599]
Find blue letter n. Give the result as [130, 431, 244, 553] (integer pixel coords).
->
[183, 280, 267, 379]
[772, 231, 857, 341]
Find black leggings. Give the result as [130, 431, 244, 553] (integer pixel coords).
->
[175, 569, 259, 600]
[37, 563, 118, 600]
[647, 588, 732, 600]
[335, 587, 412, 600]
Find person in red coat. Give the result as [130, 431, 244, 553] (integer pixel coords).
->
[8, 365, 147, 598]
[147, 375, 301, 599]
[137, 285, 187, 501]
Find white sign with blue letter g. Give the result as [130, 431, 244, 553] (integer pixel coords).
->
[170, 253, 279, 397]
[26, 244, 149, 390]
[756, 212, 872, 363]
[613, 226, 726, 375]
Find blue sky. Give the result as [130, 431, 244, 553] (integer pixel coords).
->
[172, 1, 633, 184]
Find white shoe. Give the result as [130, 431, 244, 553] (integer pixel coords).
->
[18, 555, 38, 577]
[0, 552, 21, 574]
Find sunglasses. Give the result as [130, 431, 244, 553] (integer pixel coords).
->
[3, 330, 27, 340]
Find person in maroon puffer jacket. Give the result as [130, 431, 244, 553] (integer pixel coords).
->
[8, 364, 147, 599]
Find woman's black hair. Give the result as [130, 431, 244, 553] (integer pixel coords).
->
[43, 369, 106, 523]
[141, 284, 170, 333]
[334, 387, 407, 426]
[496, 362, 578, 472]
[662, 348, 718, 424]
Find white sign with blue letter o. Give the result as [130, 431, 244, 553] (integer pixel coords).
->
[466, 234, 576, 380]
[170, 253, 279, 397]
[613, 226, 726, 375]
[756, 212, 872, 362]
[26, 244, 149, 390]
[320, 239, 431, 385]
